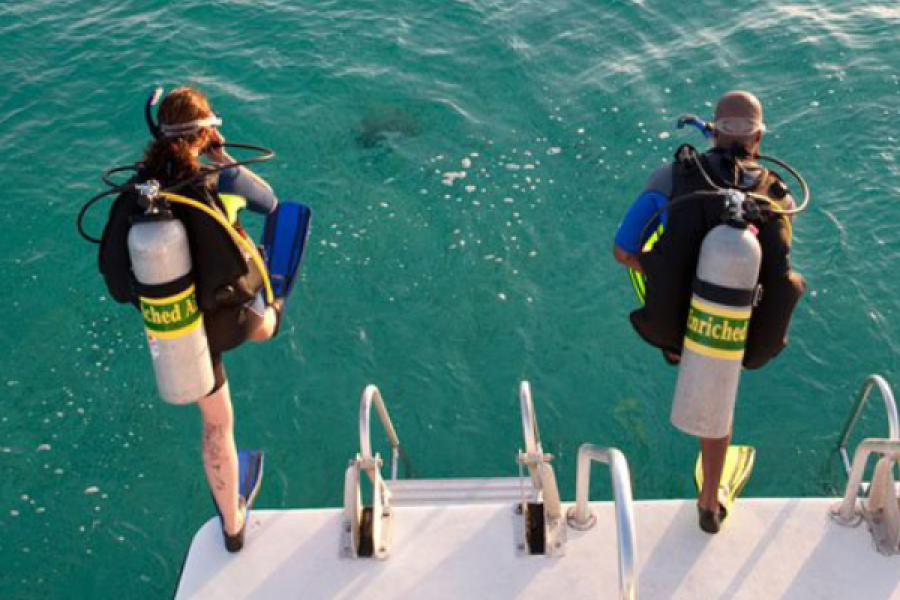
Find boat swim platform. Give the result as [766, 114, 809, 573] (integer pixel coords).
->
[174, 497, 900, 600]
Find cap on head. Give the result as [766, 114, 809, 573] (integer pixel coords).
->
[712, 91, 766, 139]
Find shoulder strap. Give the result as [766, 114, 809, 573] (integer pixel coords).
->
[98, 190, 142, 304]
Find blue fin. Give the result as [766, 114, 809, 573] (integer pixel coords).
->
[213, 449, 265, 553]
[238, 449, 264, 508]
[262, 202, 312, 300]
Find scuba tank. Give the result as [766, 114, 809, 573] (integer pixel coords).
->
[127, 181, 215, 404]
[670, 190, 762, 438]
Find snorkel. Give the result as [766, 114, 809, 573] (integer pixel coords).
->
[145, 87, 163, 140]
[677, 114, 713, 140]
[79, 88, 277, 242]
[145, 86, 224, 141]
[634, 114, 812, 247]
[675, 112, 810, 215]
[78, 87, 278, 304]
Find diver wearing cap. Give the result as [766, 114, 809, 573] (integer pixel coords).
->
[613, 91, 806, 533]
[615, 92, 775, 280]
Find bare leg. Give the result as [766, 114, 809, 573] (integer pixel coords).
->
[699, 434, 730, 512]
[198, 383, 243, 535]
[248, 305, 279, 341]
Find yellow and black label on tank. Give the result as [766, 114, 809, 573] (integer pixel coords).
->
[139, 285, 202, 339]
[683, 297, 751, 360]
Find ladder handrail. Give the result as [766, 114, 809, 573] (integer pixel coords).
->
[832, 437, 900, 525]
[519, 381, 544, 489]
[360, 385, 402, 480]
[520, 381, 542, 455]
[567, 444, 638, 600]
[837, 375, 899, 478]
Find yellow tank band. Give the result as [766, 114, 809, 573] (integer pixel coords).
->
[139, 284, 204, 339]
[684, 338, 744, 360]
[144, 316, 204, 340]
[684, 296, 750, 360]
[690, 297, 752, 319]
[140, 284, 196, 306]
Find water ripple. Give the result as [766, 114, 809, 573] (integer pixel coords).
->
[2, 0, 900, 597]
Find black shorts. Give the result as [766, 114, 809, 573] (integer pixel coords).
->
[204, 306, 265, 394]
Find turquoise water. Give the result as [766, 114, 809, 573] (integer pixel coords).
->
[2, 0, 900, 596]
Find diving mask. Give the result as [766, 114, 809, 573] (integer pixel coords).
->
[144, 87, 222, 140]
[712, 117, 766, 136]
[159, 114, 223, 138]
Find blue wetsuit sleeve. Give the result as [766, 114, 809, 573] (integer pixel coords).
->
[614, 191, 669, 254]
[218, 166, 278, 214]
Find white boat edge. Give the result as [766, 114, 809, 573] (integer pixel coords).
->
[174, 497, 900, 600]
[173, 377, 900, 599]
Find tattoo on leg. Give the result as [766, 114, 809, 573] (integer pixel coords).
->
[203, 423, 228, 492]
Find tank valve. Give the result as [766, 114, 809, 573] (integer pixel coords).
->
[135, 180, 161, 210]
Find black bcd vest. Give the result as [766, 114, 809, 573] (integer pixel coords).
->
[630, 146, 806, 369]
[98, 173, 263, 314]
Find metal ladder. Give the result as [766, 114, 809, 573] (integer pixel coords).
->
[340, 381, 638, 600]
[831, 374, 900, 555]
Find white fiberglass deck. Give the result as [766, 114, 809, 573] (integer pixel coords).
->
[174, 497, 900, 600]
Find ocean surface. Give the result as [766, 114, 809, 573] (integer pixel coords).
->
[2, 0, 900, 597]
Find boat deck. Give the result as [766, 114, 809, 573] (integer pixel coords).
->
[174, 497, 900, 599]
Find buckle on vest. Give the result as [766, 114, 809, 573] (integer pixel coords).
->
[753, 284, 763, 307]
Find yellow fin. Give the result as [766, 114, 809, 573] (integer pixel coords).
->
[694, 445, 756, 513]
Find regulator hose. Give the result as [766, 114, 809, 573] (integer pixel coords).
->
[636, 147, 810, 245]
[158, 191, 273, 306]
[78, 142, 275, 243]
